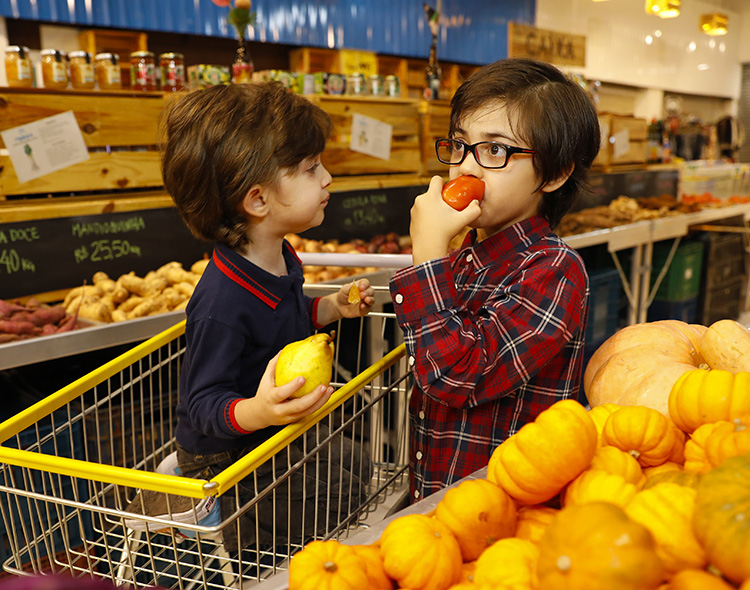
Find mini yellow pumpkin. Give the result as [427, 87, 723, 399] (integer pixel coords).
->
[590, 445, 645, 486]
[625, 482, 706, 573]
[602, 405, 683, 467]
[642, 461, 682, 479]
[641, 469, 702, 491]
[587, 403, 622, 445]
[288, 540, 369, 590]
[683, 422, 723, 473]
[563, 469, 638, 508]
[351, 544, 394, 590]
[666, 569, 736, 590]
[668, 369, 750, 433]
[693, 453, 750, 585]
[487, 399, 597, 505]
[434, 477, 517, 562]
[379, 514, 462, 590]
[514, 505, 559, 545]
[472, 537, 539, 588]
[704, 417, 750, 468]
[537, 502, 665, 590]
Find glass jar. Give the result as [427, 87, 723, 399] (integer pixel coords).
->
[130, 51, 156, 92]
[95, 53, 122, 90]
[4, 46, 34, 88]
[159, 52, 185, 92]
[40, 49, 68, 89]
[69, 50, 95, 90]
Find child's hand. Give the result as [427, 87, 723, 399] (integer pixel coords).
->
[234, 352, 333, 430]
[411, 175, 481, 265]
[337, 278, 375, 318]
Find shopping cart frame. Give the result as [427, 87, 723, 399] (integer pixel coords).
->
[0, 295, 410, 588]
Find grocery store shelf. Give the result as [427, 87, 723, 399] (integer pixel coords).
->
[0, 311, 185, 371]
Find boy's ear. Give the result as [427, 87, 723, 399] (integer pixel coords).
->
[241, 185, 269, 218]
[541, 165, 574, 194]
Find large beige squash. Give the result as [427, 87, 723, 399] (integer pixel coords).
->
[700, 319, 750, 373]
[584, 320, 704, 416]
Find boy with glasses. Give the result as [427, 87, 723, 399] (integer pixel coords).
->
[389, 57, 601, 501]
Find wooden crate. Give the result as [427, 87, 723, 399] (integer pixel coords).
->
[594, 113, 649, 167]
[419, 99, 452, 175]
[0, 89, 170, 198]
[307, 95, 422, 176]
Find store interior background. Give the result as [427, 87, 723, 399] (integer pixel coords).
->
[1, 0, 749, 161]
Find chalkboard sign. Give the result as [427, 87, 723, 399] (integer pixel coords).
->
[302, 184, 425, 243]
[0, 208, 211, 300]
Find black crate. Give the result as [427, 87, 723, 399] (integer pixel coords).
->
[699, 277, 747, 326]
[647, 297, 698, 324]
[700, 232, 748, 290]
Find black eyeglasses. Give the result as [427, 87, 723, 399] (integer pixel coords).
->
[435, 138, 536, 169]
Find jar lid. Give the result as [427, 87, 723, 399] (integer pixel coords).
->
[130, 51, 155, 58]
[95, 52, 119, 62]
[5, 45, 30, 55]
[69, 50, 92, 59]
[159, 52, 184, 60]
[41, 49, 66, 60]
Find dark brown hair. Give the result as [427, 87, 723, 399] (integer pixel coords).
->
[160, 82, 333, 249]
[449, 57, 600, 229]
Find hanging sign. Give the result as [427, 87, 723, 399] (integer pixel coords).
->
[508, 22, 586, 68]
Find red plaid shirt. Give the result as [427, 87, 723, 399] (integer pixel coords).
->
[389, 216, 589, 501]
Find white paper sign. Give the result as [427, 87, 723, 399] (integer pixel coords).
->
[1, 111, 90, 184]
[349, 113, 392, 161]
[612, 128, 630, 160]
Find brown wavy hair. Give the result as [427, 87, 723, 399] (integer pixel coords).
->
[449, 58, 601, 229]
[160, 82, 333, 249]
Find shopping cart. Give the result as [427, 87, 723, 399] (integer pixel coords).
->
[0, 284, 411, 589]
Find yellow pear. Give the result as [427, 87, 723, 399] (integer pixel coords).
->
[275, 333, 335, 398]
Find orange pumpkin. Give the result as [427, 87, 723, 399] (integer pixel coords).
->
[289, 540, 369, 590]
[379, 514, 462, 590]
[472, 537, 539, 588]
[590, 445, 645, 486]
[704, 418, 750, 468]
[666, 569, 736, 590]
[487, 399, 597, 505]
[602, 405, 684, 467]
[668, 369, 750, 433]
[537, 502, 665, 590]
[625, 483, 706, 573]
[434, 477, 517, 561]
[351, 544, 394, 590]
[514, 505, 559, 545]
[563, 469, 638, 508]
[584, 321, 704, 416]
[683, 422, 723, 473]
[693, 453, 750, 585]
[588, 404, 622, 445]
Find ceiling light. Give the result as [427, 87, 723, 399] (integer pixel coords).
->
[700, 13, 728, 36]
[645, 0, 680, 19]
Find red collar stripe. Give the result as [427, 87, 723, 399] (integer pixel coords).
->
[213, 249, 280, 309]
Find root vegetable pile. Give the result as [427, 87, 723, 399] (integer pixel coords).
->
[0, 297, 81, 344]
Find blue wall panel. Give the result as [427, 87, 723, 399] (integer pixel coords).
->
[0, 0, 534, 65]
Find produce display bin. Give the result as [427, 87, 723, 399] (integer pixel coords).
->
[0, 287, 411, 589]
[586, 268, 622, 344]
[650, 240, 704, 302]
[647, 296, 699, 324]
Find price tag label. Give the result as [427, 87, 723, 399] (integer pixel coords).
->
[349, 113, 392, 161]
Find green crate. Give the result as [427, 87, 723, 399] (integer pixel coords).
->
[650, 240, 704, 302]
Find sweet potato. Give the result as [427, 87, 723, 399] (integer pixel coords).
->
[10, 305, 67, 327]
[0, 299, 28, 319]
[0, 319, 40, 335]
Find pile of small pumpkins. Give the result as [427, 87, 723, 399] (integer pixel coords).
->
[287, 318, 750, 590]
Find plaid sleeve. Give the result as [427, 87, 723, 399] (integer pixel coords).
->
[390, 249, 587, 409]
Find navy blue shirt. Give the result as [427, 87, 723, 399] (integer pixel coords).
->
[175, 241, 320, 454]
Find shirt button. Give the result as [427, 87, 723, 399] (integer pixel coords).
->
[418, 410, 425, 420]
[408, 356, 415, 367]
[395, 293, 404, 304]
[414, 490, 420, 499]
[416, 451, 423, 460]
[466, 254, 473, 263]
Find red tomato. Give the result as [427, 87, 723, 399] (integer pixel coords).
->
[441, 176, 485, 210]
